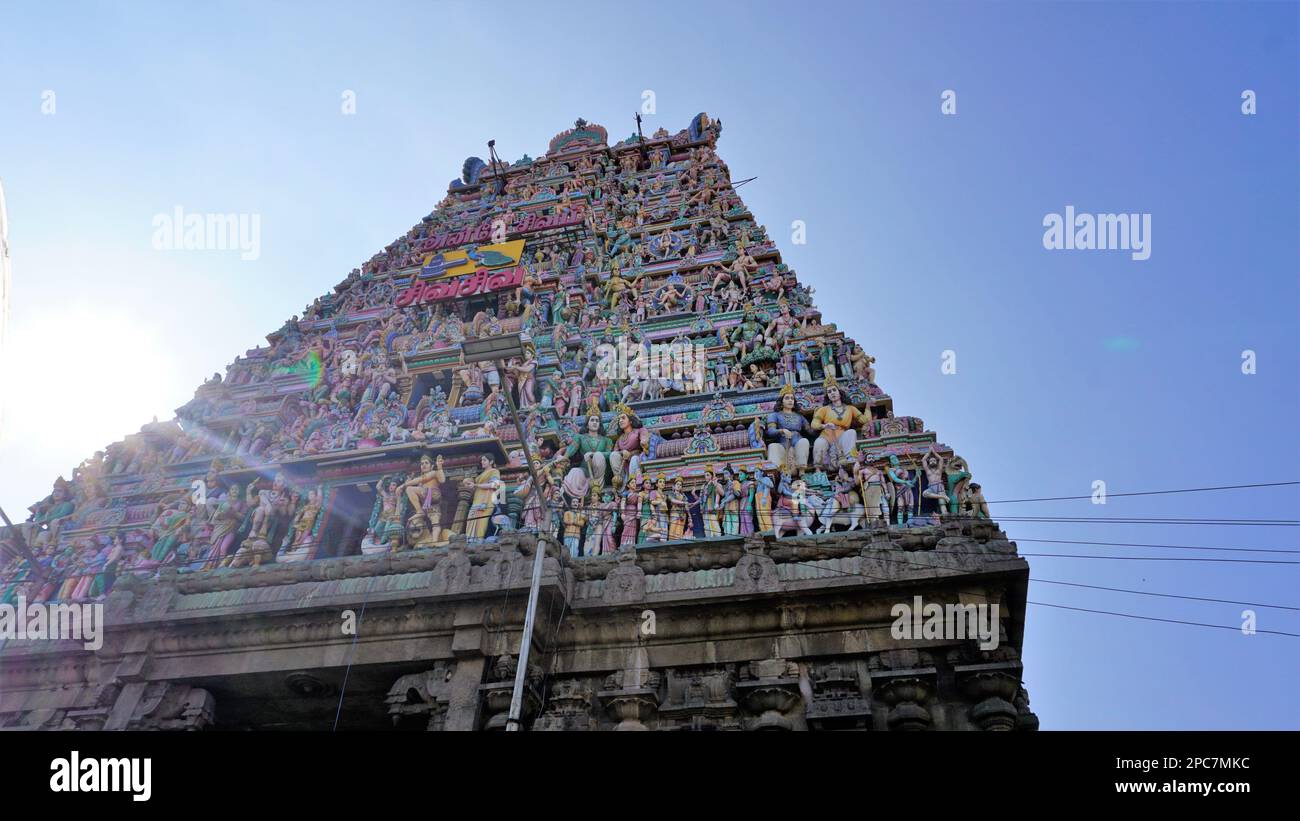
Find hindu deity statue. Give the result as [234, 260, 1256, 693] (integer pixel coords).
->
[962, 482, 989, 519]
[287, 488, 323, 550]
[764, 298, 800, 347]
[559, 412, 616, 487]
[854, 457, 888, 525]
[465, 454, 501, 540]
[850, 345, 876, 383]
[401, 453, 446, 543]
[811, 377, 865, 468]
[699, 464, 724, 537]
[619, 478, 641, 548]
[203, 483, 247, 569]
[667, 477, 692, 541]
[945, 455, 973, 518]
[588, 486, 619, 556]
[728, 305, 775, 367]
[765, 384, 812, 470]
[920, 446, 949, 517]
[753, 467, 775, 533]
[886, 455, 917, 526]
[371, 477, 406, 548]
[561, 484, 589, 558]
[640, 474, 670, 543]
[608, 405, 648, 482]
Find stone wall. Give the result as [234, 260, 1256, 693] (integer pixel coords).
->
[0, 521, 1038, 731]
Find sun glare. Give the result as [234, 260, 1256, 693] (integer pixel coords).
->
[0, 306, 182, 462]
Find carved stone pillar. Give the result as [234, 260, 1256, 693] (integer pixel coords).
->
[597, 647, 660, 731]
[736, 657, 803, 730]
[961, 671, 1020, 731]
[478, 654, 541, 730]
[451, 484, 473, 535]
[876, 677, 932, 731]
[533, 679, 597, 731]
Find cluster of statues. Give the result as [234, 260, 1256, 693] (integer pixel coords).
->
[1, 114, 990, 606]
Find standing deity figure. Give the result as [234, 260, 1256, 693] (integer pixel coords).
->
[562, 485, 589, 559]
[945, 456, 973, 518]
[465, 454, 501, 540]
[753, 468, 775, 533]
[288, 488, 323, 548]
[510, 343, 538, 406]
[401, 453, 446, 543]
[372, 478, 406, 548]
[920, 445, 949, 517]
[854, 457, 888, 525]
[699, 464, 725, 537]
[248, 473, 291, 541]
[639, 475, 669, 543]
[765, 384, 811, 470]
[619, 478, 641, 548]
[203, 483, 246, 569]
[590, 487, 619, 556]
[811, 377, 865, 468]
[667, 478, 692, 540]
[734, 468, 756, 536]
[718, 466, 743, 536]
[886, 455, 917, 526]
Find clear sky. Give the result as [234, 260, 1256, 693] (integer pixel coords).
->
[0, 0, 1296, 729]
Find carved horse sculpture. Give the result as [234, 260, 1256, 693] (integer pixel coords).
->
[806, 491, 866, 533]
[772, 498, 815, 539]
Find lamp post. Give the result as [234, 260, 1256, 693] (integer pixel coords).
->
[460, 332, 549, 731]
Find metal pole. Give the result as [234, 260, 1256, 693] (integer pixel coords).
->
[494, 357, 551, 732]
[0, 503, 46, 584]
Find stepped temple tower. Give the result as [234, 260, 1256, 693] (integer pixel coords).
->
[0, 115, 1038, 731]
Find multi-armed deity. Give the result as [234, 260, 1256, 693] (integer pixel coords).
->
[1, 113, 991, 609]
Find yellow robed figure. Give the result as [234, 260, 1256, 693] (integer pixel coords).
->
[466, 454, 501, 540]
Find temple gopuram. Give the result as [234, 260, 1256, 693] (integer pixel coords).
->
[0, 115, 1038, 731]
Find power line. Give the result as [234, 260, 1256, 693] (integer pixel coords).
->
[1013, 537, 1300, 555]
[984, 480, 1300, 505]
[1027, 601, 1299, 638]
[1027, 579, 1299, 612]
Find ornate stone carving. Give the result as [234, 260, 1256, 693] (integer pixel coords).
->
[961, 671, 1020, 731]
[597, 647, 661, 730]
[386, 662, 457, 731]
[736, 657, 803, 730]
[876, 677, 932, 731]
[601, 551, 646, 604]
[733, 537, 779, 593]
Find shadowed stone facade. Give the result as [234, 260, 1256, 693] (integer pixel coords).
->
[1, 522, 1037, 730]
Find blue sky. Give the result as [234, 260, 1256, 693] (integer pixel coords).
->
[1, 0, 1296, 728]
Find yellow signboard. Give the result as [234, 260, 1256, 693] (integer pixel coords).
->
[420, 239, 525, 279]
